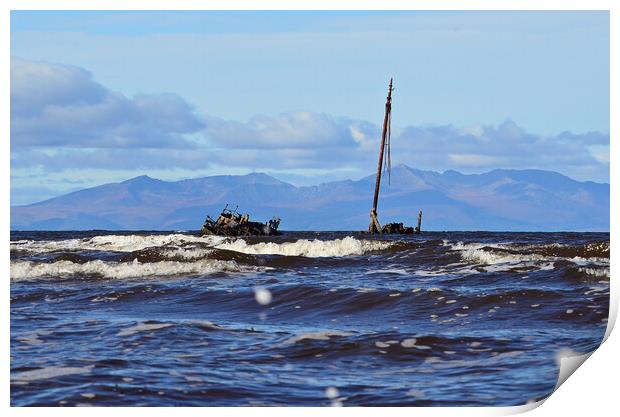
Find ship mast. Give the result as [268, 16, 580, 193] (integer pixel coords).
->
[369, 78, 393, 233]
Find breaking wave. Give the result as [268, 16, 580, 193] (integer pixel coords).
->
[10, 233, 226, 253]
[10, 258, 256, 280]
[11, 234, 393, 259]
[459, 247, 543, 265]
[10, 233, 400, 281]
[578, 267, 610, 279]
[445, 240, 609, 269]
[214, 236, 393, 257]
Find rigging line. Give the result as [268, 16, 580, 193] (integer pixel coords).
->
[383, 106, 392, 184]
[388, 108, 392, 183]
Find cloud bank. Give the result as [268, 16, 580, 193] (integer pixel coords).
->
[11, 58, 609, 196]
[11, 57, 205, 149]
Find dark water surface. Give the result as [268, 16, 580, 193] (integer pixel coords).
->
[10, 231, 609, 406]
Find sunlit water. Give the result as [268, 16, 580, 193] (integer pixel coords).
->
[10, 231, 609, 406]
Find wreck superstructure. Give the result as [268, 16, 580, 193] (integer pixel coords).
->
[200, 205, 280, 237]
[368, 78, 422, 235]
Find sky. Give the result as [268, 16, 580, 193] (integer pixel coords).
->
[10, 10, 610, 205]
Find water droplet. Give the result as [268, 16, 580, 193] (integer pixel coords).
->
[254, 287, 272, 305]
[325, 387, 339, 399]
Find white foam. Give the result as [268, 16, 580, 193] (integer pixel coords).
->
[12, 234, 394, 260]
[460, 246, 543, 265]
[584, 286, 609, 295]
[12, 365, 94, 382]
[425, 351, 525, 370]
[458, 245, 608, 275]
[284, 330, 353, 344]
[190, 320, 224, 330]
[578, 267, 610, 278]
[10, 234, 226, 253]
[215, 236, 393, 258]
[160, 247, 214, 260]
[446, 241, 554, 274]
[447, 240, 610, 272]
[401, 338, 418, 348]
[448, 241, 511, 252]
[117, 322, 174, 337]
[365, 268, 409, 275]
[414, 270, 446, 277]
[10, 258, 255, 280]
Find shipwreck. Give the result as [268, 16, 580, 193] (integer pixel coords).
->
[200, 205, 281, 237]
[368, 78, 422, 235]
[198, 79, 418, 237]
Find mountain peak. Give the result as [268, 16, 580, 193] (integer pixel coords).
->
[122, 174, 162, 184]
[241, 172, 289, 186]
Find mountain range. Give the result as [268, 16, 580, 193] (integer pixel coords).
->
[10, 165, 609, 231]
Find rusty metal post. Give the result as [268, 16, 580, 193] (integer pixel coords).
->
[415, 210, 422, 234]
[369, 78, 393, 233]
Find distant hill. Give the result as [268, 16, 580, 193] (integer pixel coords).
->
[10, 165, 609, 231]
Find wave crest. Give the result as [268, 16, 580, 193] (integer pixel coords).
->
[10, 234, 226, 253]
[10, 258, 257, 280]
[215, 236, 393, 258]
[12, 234, 393, 259]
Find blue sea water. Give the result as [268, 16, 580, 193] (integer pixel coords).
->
[10, 231, 609, 406]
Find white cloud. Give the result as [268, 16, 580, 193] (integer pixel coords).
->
[395, 120, 608, 181]
[204, 112, 374, 150]
[11, 57, 205, 149]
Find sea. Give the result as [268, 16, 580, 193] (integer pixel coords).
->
[10, 230, 610, 406]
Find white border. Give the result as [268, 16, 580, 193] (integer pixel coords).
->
[4, 1, 616, 416]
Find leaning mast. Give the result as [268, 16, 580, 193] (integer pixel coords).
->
[369, 78, 393, 233]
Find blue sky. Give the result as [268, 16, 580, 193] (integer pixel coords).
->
[10, 10, 610, 205]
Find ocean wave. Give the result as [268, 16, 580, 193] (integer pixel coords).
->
[445, 239, 609, 263]
[115, 320, 226, 337]
[158, 247, 215, 260]
[445, 241, 543, 268]
[12, 365, 94, 382]
[11, 234, 394, 259]
[117, 322, 174, 337]
[459, 247, 544, 265]
[284, 330, 354, 344]
[10, 258, 258, 280]
[446, 240, 609, 271]
[10, 234, 226, 254]
[215, 236, 394, 258]
[528, 241, 609, 259]
[578, 267, 610, 279]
